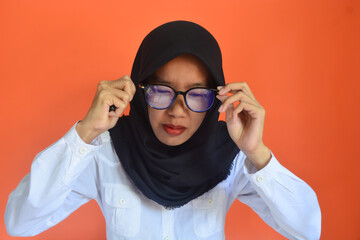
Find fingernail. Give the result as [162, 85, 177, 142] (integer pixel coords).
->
[217, 86, 224, 93]
[218, 105, 224, 112]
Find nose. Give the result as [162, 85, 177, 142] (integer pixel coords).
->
[167, 94, 187, 117]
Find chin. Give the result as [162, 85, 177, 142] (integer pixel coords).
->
[161, 139, 186, 146]
[158, 135, 189, 146]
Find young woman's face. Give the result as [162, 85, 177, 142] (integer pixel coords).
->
[147, 54, 211, 146]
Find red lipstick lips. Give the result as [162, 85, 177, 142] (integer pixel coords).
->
[163, 124, 186, 136]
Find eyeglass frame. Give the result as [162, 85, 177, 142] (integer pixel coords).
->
[139, 83, 219, 113]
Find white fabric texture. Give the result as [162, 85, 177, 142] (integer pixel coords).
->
[5, 122, 321, 240]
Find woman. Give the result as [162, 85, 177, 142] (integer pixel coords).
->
[5, 21, 321, 239]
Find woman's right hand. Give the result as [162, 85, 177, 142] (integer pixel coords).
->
[76, 75, 136, 144]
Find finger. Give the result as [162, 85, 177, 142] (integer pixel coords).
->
[218, 91, 259, 113]
[101, 88, 131, 113]
[216, 94, 227, 103]
[112, 79, 133, 100]
[216, 91, 254, 104]
[218, 82, 257, 102]
[109, 88, 132, 103]
[232, 101, 264, 120]
[123, 75, 136, 96]
[112, 76, 136, 101]
[218, 82, 252, 96]
[217, 93, 240, 112]
[99, 89, 130, 105]
[97, 89, 128, 113]
[109, 101, 127, 118]
[224, 101, 235, 122]
[106, 97, 127, 117]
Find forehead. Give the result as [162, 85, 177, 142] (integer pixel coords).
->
[150, 54, 213, 88]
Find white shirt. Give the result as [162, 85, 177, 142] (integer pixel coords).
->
[5, 123, 321, 240]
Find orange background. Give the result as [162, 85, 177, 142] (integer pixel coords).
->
[1, 0, 359, 239]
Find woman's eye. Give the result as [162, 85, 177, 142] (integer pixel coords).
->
[157, 89, 172, 94]
[188, 90, 209, 98]
[189, 93, 205, 97]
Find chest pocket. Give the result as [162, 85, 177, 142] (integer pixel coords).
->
[104, 184, 141, 237]
[192, 187, 226, 238]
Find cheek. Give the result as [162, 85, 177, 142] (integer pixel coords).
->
[147, 107, 168, 138]
[190, 112, 206, 131]
[148, 107, 160, 129]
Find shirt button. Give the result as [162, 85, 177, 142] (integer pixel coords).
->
[78, 147, 87, 154]
[208, 199, 213, 205]
[256, 175, 264, 183]
[164, 236, 170, 240]
[119, 198, 126, 205]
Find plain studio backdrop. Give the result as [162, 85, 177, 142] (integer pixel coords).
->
[0, 0, 359, 239]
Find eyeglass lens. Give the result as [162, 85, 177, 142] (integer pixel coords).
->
[145, 85, 215, 112]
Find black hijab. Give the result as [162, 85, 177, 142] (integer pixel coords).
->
[109, 21, 239, 207]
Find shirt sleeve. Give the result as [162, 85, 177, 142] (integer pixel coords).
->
[5, 122, 102, 237]
[230, 151, 321, 240]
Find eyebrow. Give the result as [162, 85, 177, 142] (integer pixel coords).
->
[150, 76, 209, 88]
[150, 76, 171, 85]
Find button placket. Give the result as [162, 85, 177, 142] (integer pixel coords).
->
[162, 207, 174, 240]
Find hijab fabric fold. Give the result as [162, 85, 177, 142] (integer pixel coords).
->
[109, 21, 239, 207]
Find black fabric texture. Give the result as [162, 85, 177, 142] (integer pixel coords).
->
[109, 20, 239, 207]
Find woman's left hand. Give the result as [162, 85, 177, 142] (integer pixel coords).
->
[216, 82, 271, 169]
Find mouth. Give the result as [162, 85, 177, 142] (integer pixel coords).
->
[162, 124, 186, 136]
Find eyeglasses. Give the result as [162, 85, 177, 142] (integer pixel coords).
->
[140, 84, 218, 113]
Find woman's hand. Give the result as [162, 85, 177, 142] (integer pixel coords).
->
[76, 75, 136, 144]
[216, 82, 271, 169]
